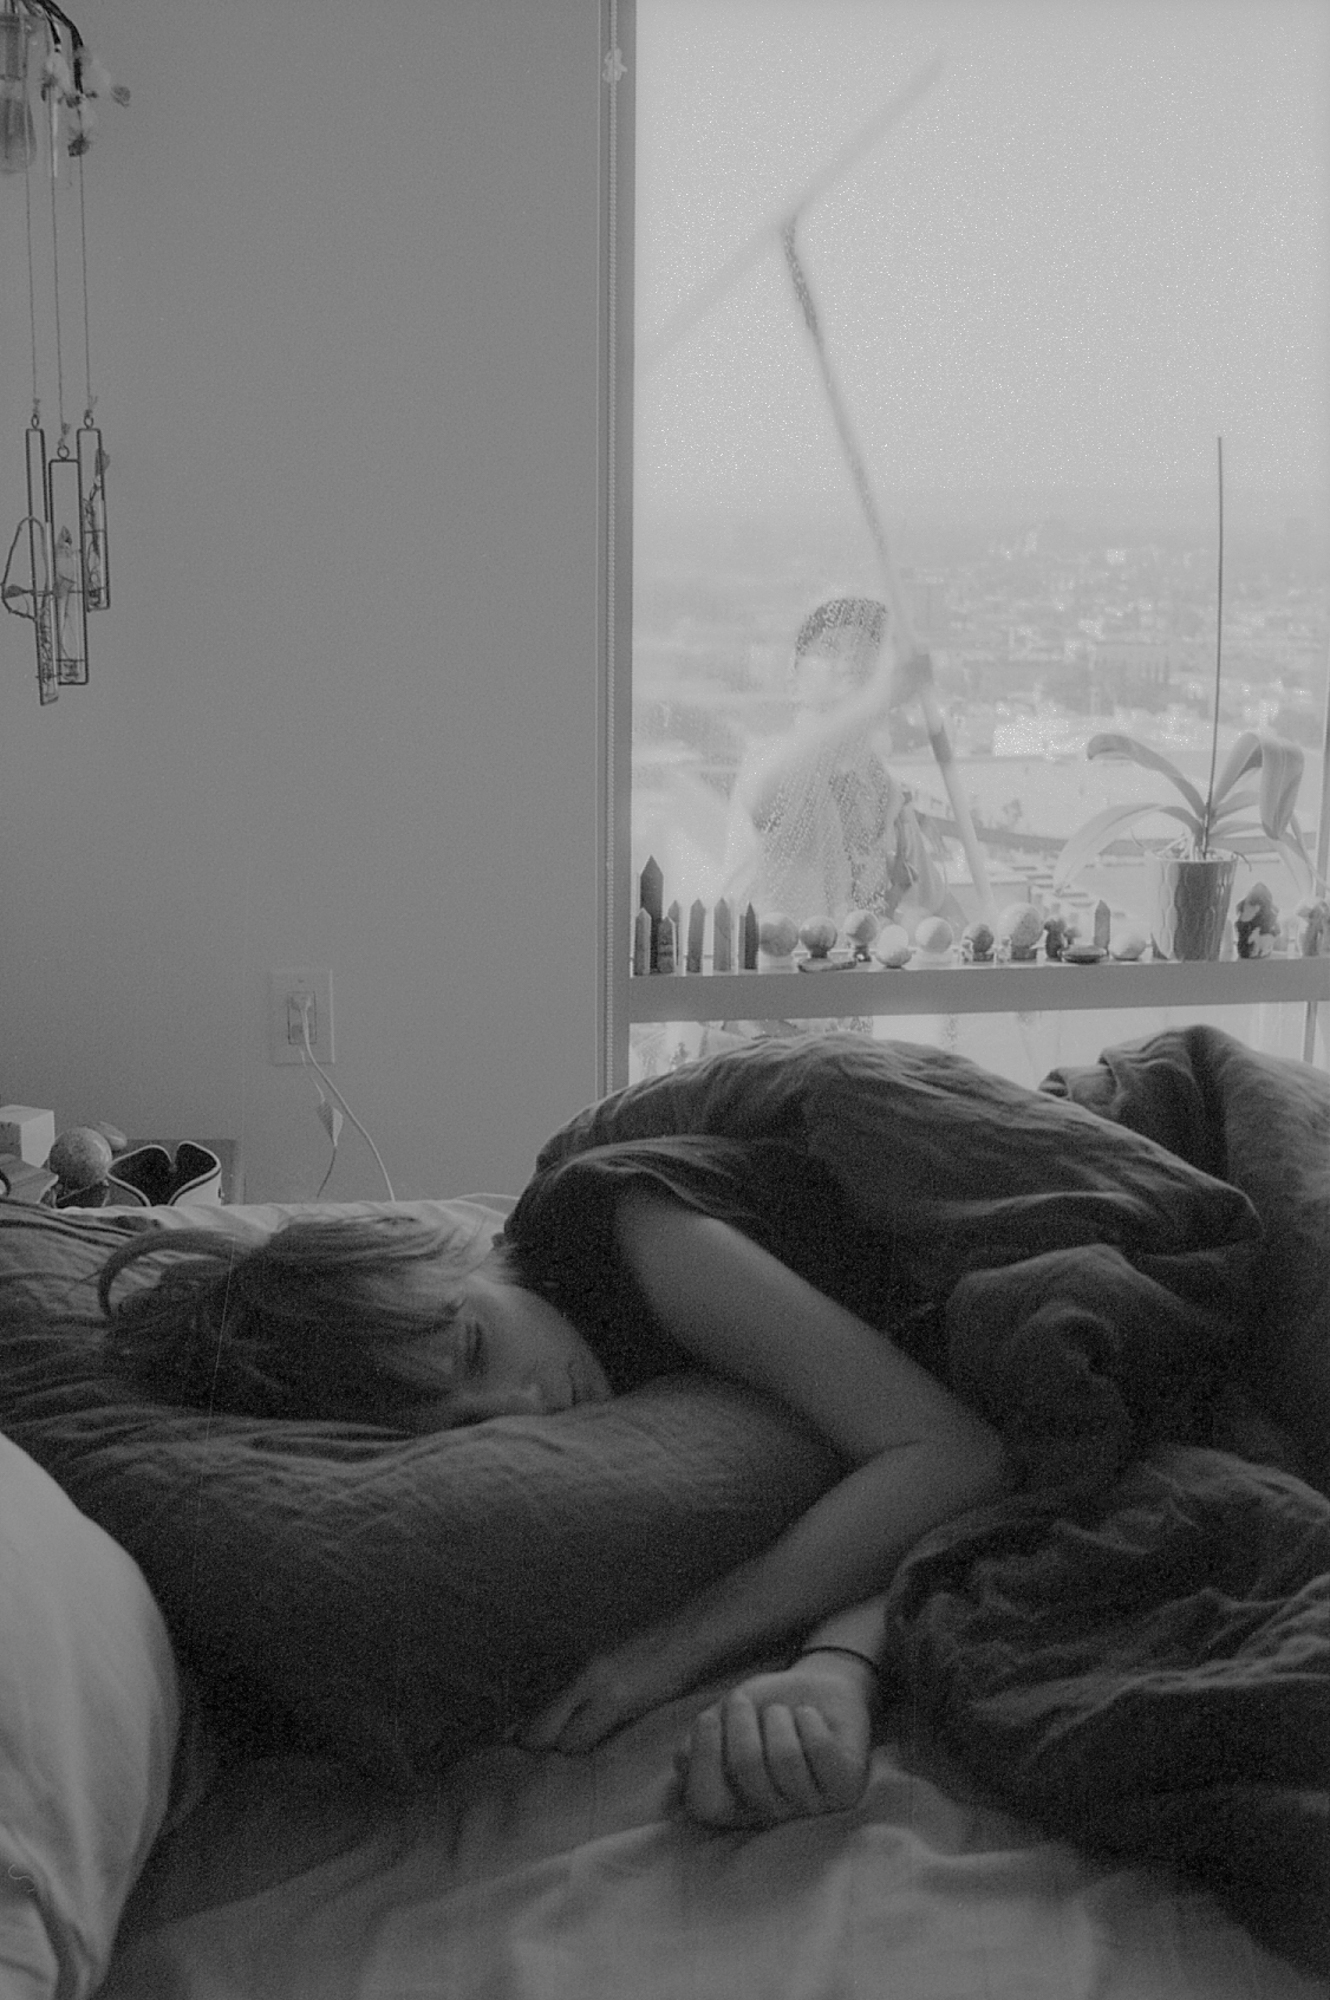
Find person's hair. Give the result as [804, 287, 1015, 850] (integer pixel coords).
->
[98, 1214, 509, 1427]
[792, 596, 888, 678]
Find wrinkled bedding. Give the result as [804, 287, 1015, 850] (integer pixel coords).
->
[534, 1030, 1266, 1488]
[534, 1027, 1330, 1973]
[885, 1445, 1330, 1977]
[1041, 1022, 1330, 1496]
[6, 1028, 1326, 1980]
[101, 1672, 1329, 2000]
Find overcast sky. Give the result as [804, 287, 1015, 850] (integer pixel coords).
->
[634, 0, 1330, 512]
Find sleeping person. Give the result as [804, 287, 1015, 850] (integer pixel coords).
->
[97, 1137, 1012, 1833]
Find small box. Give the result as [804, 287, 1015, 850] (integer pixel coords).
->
[0, 1107, 57, 1166]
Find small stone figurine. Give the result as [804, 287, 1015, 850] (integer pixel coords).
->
[1042, 911, 1073, 962]
[1297, 898, 1330, 958]
[960, 919, 995, 964]
[996, 903, 1045, 963]
[841, 909, 881, 962]
[1234, 882, 1279, 960]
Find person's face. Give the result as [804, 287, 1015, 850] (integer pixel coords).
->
[790, 635, 870, 711]
[404, 1266, 614, 1429]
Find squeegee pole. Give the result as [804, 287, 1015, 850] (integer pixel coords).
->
[780, 224, 996, 922]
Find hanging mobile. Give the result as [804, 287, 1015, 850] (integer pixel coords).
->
[42, 8, 87, 686]
[2, 0, 124, 703]
[0, 5, 57, 699]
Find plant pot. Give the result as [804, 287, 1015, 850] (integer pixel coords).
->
[1144, 850, 1238, 962]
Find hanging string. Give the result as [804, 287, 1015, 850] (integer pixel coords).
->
[22, 117, 41, 423]
[76, 148, 93, 418]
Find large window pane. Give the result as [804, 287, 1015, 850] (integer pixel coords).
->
[628, 0, 1328, 1082]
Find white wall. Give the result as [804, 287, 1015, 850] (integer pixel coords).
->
[0, 0, 606, 1200]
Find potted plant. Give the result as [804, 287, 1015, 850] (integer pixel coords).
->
[1051, 728, 1314, 960]
[1052, 440, 1318, 961]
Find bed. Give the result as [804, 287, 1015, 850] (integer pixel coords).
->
[0, 1024, 1326, 2000]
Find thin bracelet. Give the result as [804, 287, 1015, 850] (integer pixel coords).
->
[794, 1643, 879, 1677]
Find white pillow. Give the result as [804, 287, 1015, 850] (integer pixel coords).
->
[0, 1431, 180, 1999]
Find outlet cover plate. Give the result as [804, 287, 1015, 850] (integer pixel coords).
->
[269, 968, 334, 1065]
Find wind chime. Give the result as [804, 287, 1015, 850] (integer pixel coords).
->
[1, 0, 125, 705]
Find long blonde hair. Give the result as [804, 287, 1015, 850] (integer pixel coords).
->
[99, 1214, 498, 1425]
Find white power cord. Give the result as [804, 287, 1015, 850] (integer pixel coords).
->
[294, 995, 396, 1201]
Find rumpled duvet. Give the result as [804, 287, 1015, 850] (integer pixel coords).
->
[536, 1030, 1264, 1488]
[535, 1026, 1330, 1974]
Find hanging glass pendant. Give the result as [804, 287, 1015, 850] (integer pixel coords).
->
[0, 3, 36, 177]
[26, 423, 58, 702]
[46, 449, 88, 684]
[77, 422, 108, 608]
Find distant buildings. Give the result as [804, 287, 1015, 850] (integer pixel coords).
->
[900, 567, 950, 644]
[1091, 639, 1176, 704]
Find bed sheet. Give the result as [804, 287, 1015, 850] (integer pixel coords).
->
[102, 1682, 1324, 2000]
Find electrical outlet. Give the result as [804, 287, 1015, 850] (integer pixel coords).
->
[269, 968, 335, 1065]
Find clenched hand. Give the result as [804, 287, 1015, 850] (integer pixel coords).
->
[673, 1659, 873, 1828]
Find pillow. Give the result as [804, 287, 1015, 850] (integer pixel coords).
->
[0, 1429, 180, 2000]
[0, 1200, 838, 1785]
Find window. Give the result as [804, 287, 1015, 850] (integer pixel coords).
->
[607, 0, 1329, 1087]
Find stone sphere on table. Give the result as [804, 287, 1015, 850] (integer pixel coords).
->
[873, 924, 912, 967]
[798, 916, 839, 958]
[1111, 922, 1149, 961]
[914, 916, 954, 957]
[758, 912, 801, 958]
[47, 1126, 114, 1190]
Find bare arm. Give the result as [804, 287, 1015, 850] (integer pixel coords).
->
[591, 1420, 998, 1691]
[617, 1188, 995, 1462]
[522, 1191, 1008, 1752]
[736, 640, 936, 831]
[736, 698, 894, 830]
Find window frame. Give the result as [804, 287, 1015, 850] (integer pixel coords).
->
[602, 3, 1329, 1089]
[601, 0, 636, 1097]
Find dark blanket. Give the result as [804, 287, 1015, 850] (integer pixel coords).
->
[1041, 1022, 1330, 1497]
[538, 1026, 1330, 1973]
[885, 1445, 1330, 1977]
[536, 1031, 1263, 1488]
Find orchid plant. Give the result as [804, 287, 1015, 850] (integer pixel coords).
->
[1053, 438, 1319, 903]
[1051, 726, 1317, 900]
